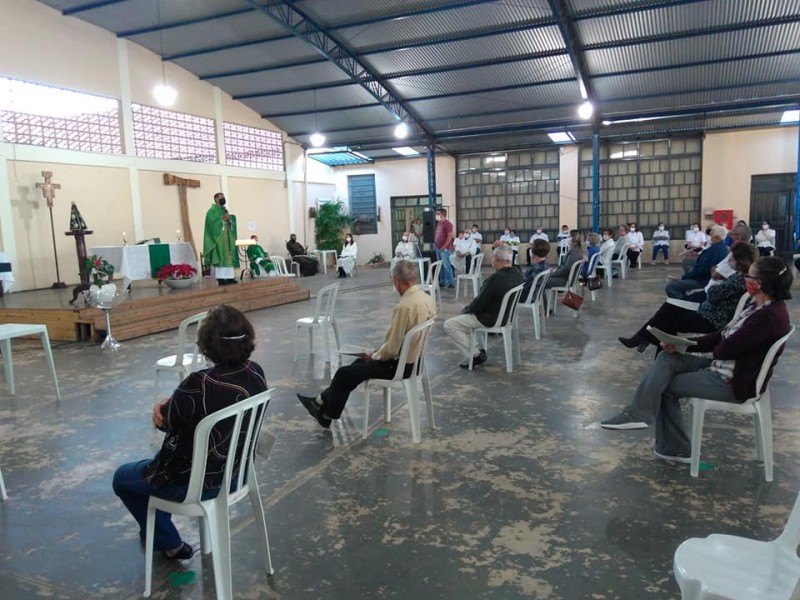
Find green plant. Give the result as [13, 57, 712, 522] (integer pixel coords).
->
[367, 253, 385, 265]
[85, 254, 114, 286]
[315, 200, 351, 253]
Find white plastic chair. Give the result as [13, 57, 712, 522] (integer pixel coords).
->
[597, 244, 616, 287]
[583, 252, 601, 301]
[684, 325, 795, 481]
[673, 484, 800, 600]
[548, 260, 584, 317]
[420, 260, 443, 308]
[362, 319, 436, 444]
[0, 466, 7, 500]
[518, 269, 550, 340]
[294, 282, 341, 363]
[455, 253, 484, 299]
[144, 389, 274, 599]
[610, 243, 629, 280]
[468, 283, 525, 372]
[271, 256, 296, 277]
[154, 312, 208, 398]
[730, 292, 750, 323]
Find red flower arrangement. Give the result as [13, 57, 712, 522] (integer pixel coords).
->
[156, 263, 197, 282]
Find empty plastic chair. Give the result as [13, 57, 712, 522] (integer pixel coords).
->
[271, 256, 296, 277]
[362, 319, 436, 443]
[455, 253, 484, 299]
[144, 389, 274, 599]
[684, 325, 795, 481]
[518, 269, 550, 339]
[294, 282, 341, 363]
[673, 483, 800, 600]
[154, 312, 208, 399]
[420, 260, 443, 308]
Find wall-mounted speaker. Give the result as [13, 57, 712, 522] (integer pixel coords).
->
[308, 207, 317, 218]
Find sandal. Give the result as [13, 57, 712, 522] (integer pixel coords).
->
[163, 542, 194, 560]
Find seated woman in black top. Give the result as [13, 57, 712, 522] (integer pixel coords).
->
[112, 305, 268, 560]
[601, 256, 793, 463]
[618, 242, 757, 352]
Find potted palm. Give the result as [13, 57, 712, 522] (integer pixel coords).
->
[314, 200, 351, 253]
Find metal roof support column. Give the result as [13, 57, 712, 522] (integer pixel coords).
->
[592, 130, 600, 233]
[427, 144, 437, 209]
[795, 113, 800, 251]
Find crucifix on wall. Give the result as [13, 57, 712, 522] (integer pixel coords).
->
[163, 173, 200, 260]
[35, 171, 67, 289]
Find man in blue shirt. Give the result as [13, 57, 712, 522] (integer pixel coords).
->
[665, 225, 729, 301]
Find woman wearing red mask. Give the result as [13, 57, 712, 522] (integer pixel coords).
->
[600, 256, 793, 463]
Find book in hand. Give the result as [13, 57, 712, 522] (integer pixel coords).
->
[338, 344, 371, 356]
[646, 326, 697, 354]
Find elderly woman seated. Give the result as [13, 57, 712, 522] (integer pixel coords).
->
[544, 230, 584, 307]
[394, 232, 417, 261]
[112, 305, 268, 560]
[521, 239, 550, 299]
[601, 256, 793, 463]
[618, 242, 757, 352]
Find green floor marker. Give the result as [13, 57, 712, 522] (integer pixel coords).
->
[167, 570, 196, 587]
[699, 462, 714, 471]
[373, 428, 390, 437]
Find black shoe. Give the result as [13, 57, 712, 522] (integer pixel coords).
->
[227, 279, 238, 285]
[617, 337, 647, 352]
[216, 279, 227, 286]
[297, 394, 331, 429]
[460, 349, 487, 368]
[163, 542, 194, 560]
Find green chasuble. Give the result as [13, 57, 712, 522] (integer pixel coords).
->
[202, 203, 239, 269]
[246, 243, 274, 275]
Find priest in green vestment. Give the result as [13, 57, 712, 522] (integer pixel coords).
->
[246, 235, 275, 276]
[203, 192, 239, 285]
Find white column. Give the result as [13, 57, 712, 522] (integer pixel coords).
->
[117, 39, 144, 240]
[213, 87, 226, 165]
[0, 153, 16, 265]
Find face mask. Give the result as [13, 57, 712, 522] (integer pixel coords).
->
[536, 229, 542, 234]
[562, 229, 568, 234]
[436, 215, 442, 222]
[603, 235, 609, 241]
[346, 237, 352, 243]
[745, 279, 760, 296]
[630, 227, 636, 232]
[658, 226, 664, 231]
[218, 197, 226, 206]
[504, 231, 510, 236]
[762, 224, 769, 230]
[402, 236, 408, 242]
[692, 227, 699, 232]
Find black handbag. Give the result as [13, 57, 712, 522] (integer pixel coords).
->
[586, 276, 602, 291]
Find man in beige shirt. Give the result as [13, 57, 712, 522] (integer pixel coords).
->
[298, 260, 437, 428]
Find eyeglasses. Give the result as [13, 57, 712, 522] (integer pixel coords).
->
[742, 274, 760, 280]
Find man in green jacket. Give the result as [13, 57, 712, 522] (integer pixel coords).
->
[203, 192, 239, 285]
[246, 235, 275, 276]
[444, 245, 523, 368]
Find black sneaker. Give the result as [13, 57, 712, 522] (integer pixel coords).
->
[600, 410, 648, 430]
[460, 349, 487, 369]
[297, 394, 331, 429]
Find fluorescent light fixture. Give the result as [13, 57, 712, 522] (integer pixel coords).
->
[309, 132, 326, 147]
[578, 101, 593, 120]
[780, 109, 799, 124]
[152, 83, 177, 107]
[603, 116, 670, 126]
[392, 146, 420, 156]
[548, 131, 576, 143]
[486, 155, 507, 163]
[394, 122, 410, 138]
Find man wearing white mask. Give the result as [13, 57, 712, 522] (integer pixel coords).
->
[754, 221, 776, 257]
[682, 223, 707, 273]
[651, 223, 670, 265]
[451, 229, 477, 273]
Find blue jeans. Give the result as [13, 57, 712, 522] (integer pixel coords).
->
[436, 249, 454, 286]
[665, 278, 705, 302]
[113, 458, 218, 551]
[652, 245, 669, 261]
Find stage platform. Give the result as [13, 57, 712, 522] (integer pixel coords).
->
[0, 276, 310, 342]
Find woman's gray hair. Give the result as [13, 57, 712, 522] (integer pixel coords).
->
[391, 260, 418, 283]
[493, 245, 513, 263]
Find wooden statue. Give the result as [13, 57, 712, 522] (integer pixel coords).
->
[163, 174, 200, 260]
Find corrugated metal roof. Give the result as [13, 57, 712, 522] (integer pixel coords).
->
[32, 0, 800, 158]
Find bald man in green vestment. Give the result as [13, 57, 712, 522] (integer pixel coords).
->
[203, 192, 239, 285]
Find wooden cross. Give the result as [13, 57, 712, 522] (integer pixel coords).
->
[163, 173, 200, 260]
[36, 171, 61, 208]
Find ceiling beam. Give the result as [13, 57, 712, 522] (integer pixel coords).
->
[199, 16, 556, 80]
[116, 8, 256, 37]
[240, 0, 435, 139]
[63, 0, 127, 16]
[547, 0, 594, 104]
[573, 0, 707, 20]
[262, 102, 383, 119]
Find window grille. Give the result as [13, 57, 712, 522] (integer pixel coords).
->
[132, 104, 216, 163]
[0, 77, 121, 154]
[223, 122, 283, 171]
[348, 175, 377, 235]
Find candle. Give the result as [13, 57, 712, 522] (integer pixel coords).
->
[176, 229, 181, 242]
[122, 231, 127, 245]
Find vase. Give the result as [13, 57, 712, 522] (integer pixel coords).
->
[89, 283, 117, 305]
[163, 278, 194, 290]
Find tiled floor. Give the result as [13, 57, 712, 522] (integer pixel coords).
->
[1, 264, 798, 599]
